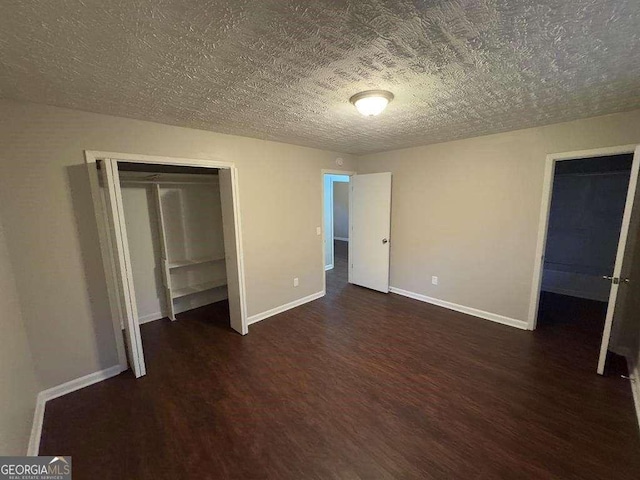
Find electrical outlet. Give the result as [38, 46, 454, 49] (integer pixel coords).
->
[293, 277, 299, 287]
[431, 276, 438, 285]
[316, 226, 321, 236]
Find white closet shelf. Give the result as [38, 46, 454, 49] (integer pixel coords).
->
[168, 256, 225, 269]
[171, 279, 227, 299]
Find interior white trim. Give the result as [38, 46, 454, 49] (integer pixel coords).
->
[389, 287, 529, 331]
[27, 400, 45, 457]
[28, 364, 126, 456]
[85, 150, 233, 169]
[333, 237, 349, 242]
[247, 291, 324, 326]
[324, 264, 334, 271]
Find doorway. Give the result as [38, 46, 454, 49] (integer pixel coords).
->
[529, 145, 640, 375]
[86, 151, 248, 378]
[321, 170, 393, 295]
[323, 173, 351, 291]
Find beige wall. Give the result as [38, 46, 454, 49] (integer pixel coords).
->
[0, 99, 355, 390]
[358, 110, 640, 323]
[0, 213, 40, 455]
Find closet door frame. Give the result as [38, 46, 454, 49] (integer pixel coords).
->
[85, 150, 249, 376]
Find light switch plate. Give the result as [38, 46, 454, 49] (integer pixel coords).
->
[316, 227, 321, 236]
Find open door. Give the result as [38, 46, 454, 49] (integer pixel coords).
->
[102, 159, 146, 378]
[350, 172, 392, 293]
[598, 146, 640, 374]
[219, 168, 248, 335]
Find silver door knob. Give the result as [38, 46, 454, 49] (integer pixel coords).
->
[382, 238, 388, 244]
[622, 278, 630, 284]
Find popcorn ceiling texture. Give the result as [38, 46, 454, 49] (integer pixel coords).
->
[1, 0, 639, 154]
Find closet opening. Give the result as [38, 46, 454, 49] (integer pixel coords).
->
[118, 162, 227, 323]
[529, 145, 640, 376]
[87, 152, 247, 379]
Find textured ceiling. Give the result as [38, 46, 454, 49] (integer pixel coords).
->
[1, 0, 639, 155]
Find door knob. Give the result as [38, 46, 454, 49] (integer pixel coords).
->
[602, 276, 614, 280]
[621, 278, 630, 284]
[382, 238, 388, 244]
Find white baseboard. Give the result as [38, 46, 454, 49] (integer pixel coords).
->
[389, 286, 529, 331]
[27, 398, 45, 457]
[334, 237, 349, 242]
[625, 353, 640, 432]
[325, 264, 334, 271]
[138, 311, 164, 324]
[28, 364, 127, 456]
[248, 291, 325, 326]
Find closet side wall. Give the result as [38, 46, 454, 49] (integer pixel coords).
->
[122, 186, 164, 323]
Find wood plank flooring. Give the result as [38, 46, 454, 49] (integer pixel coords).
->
[39, 242, 640, 479]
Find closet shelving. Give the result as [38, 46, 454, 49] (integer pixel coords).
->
[152, 183, 227, 321]
[168, 256, 225, 269]
[171, 278, 228, 299]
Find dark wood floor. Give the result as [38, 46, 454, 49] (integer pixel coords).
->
[40, 242, 640, 479]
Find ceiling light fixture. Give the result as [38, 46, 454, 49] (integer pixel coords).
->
[350, 90, 394, 117]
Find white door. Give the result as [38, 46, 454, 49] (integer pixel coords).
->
[350, 172, 392, 293]
[219, 168, 248, 335]
[102, 159, 146, 378]
[597, 146, 640, 374]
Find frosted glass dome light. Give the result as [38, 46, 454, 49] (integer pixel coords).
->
[350, 90, 394, 117]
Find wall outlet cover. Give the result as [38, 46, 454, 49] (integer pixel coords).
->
[294, 277, 299, 287]
[431, 276, 438, 285]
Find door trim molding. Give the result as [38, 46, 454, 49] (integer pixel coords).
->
[390, 287, 529, 330]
